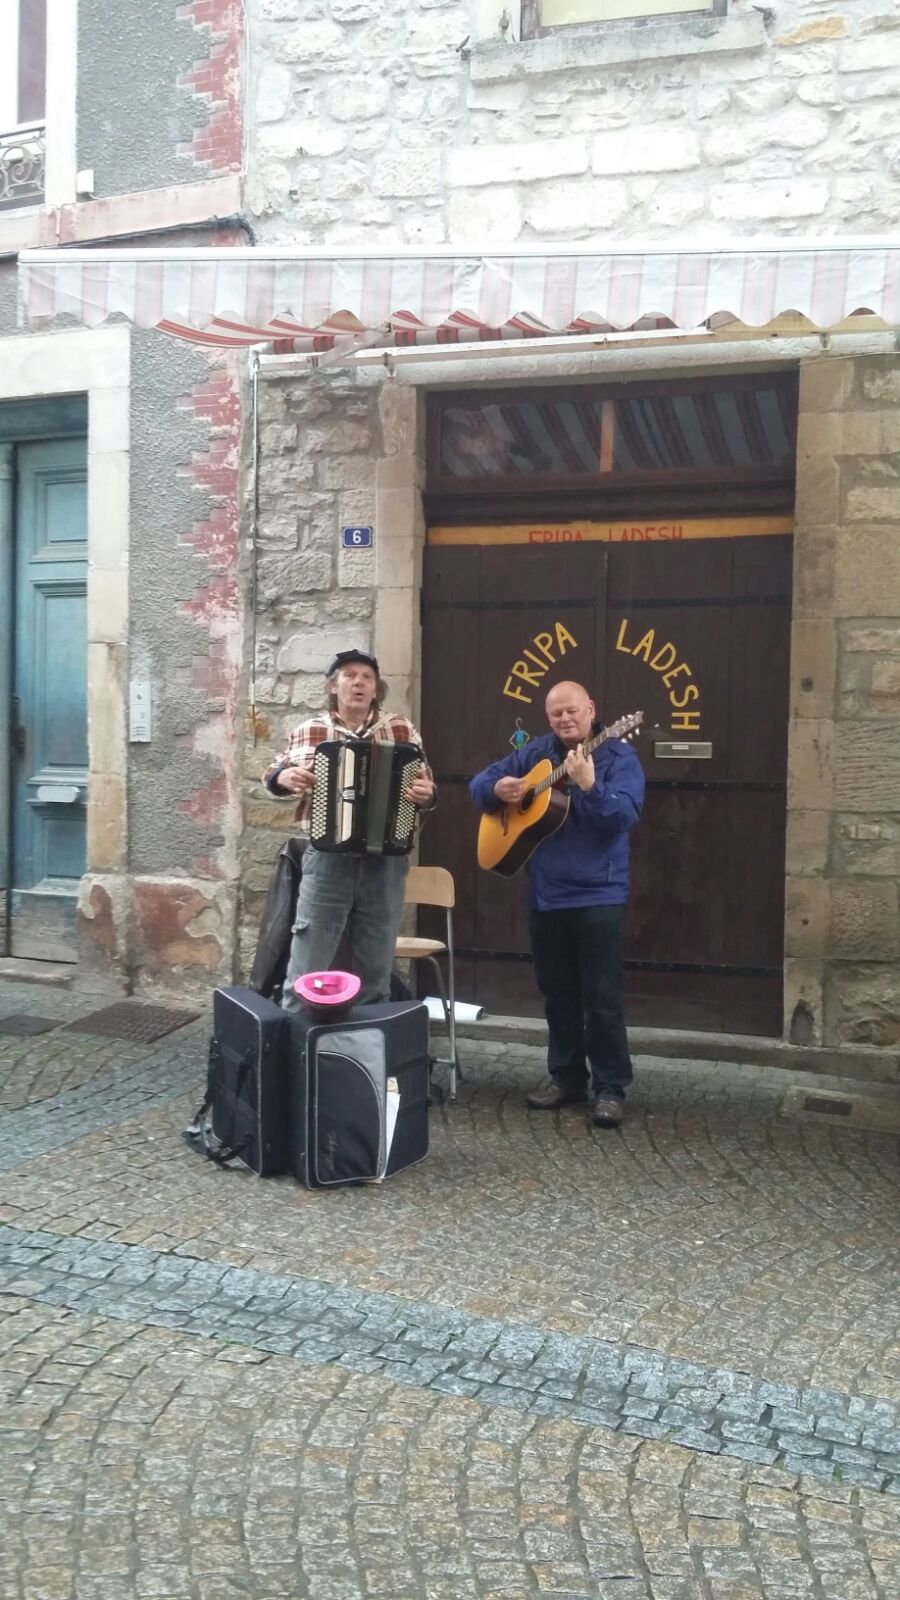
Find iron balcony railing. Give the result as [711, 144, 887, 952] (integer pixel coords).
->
[0, 122, 45, 211]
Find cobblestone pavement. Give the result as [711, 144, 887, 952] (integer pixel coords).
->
[0, 979, 899, 1598]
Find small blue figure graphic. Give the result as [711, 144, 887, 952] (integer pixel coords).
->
[509, 717, 530, 750]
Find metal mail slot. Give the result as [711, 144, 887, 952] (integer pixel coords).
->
[654, 741, 712, 760]
[35, 785, 83, 804]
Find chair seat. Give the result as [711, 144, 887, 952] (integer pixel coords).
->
[395, 936, 447, 958]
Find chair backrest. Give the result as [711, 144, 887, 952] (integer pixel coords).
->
[404, 864, 455, 909]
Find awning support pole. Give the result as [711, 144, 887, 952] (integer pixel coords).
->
[248, 349, 260, 744]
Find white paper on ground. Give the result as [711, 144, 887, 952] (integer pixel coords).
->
[424, 997, 485, 1023]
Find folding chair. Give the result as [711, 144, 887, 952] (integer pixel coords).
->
[395, 865, 461, 1101]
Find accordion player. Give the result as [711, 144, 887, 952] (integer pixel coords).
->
[309, 738, 424, 855]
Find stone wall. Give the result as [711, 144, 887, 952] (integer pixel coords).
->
[787, 353, 900, 1050]
[248, 0, 900, 243]
[239, 370, 387, 970]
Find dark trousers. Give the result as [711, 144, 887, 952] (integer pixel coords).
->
[528, 904, 633, 1101]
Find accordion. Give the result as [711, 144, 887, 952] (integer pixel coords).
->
[309, 739, 422, 855]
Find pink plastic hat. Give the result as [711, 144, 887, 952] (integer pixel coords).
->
[293, 969, 361, 1016]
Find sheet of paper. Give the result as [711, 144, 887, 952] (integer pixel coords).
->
[383, 1077, 401, 1172]
[423, 997, 485, 1023]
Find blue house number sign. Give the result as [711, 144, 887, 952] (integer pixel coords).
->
[342, 525, 373, 548]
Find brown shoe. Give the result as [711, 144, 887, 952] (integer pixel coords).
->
[526, 1081, 588, 1111]
[592, 1096, 624, 1128]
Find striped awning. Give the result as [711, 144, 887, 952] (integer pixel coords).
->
[18, 240, 900, 352]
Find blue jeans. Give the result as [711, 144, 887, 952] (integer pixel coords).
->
[528, 904, 633, 1101]
[282, 847, 409, 1012]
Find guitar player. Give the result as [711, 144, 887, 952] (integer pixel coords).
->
[469, 681, 645, 1128]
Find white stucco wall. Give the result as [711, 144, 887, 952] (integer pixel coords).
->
[247, 0, 900, 244]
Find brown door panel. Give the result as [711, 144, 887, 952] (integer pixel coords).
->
[603, 605, 731, 779]
[727, 602, 791, 784]
[623, 968, 782, 1036]
[607, 538, 734, 603]
[628, 789, 785, 970]
[421, 531, 792, 1037]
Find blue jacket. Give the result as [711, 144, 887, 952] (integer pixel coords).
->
[469, 728, 645, 911]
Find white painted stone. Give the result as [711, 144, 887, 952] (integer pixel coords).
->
[320, 161, 370, 199]
[407, 10, 470, 52]
[447, 184, 522, 243]
[467, 80, 528, 112]
[259, 0, 300, 16]
[245, 163, 292, 217]
[841, 35, 900, 73]
[696, 87, 731, 120]
[796, 76, 843, 109]
[525, 179, 630, 235]
[591, 125, 701, 176]
[645, 188, 707, 228]
[356, 17, 405, 53]
[277, 21, 345, 63]
[373, 151, 443, 196]
[447, 137, 587, 188]
[289, 121, 347, 157]
[704, 107, 829, 166]
[844, 103, 900, 145]
[730, 82, 793, 115]
[402, 209, 448, 245]
[331, 0, 382, 19]
[278, 626, 371, 675]
[349, 124, 390, 153]
[325, 75, 391, 120]
[257, 61, 293, 123]
[710, 179, 829, 221]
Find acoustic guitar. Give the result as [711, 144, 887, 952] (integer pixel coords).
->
[476, 711, 644, 877]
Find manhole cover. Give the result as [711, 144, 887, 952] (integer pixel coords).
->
[0, 1014, 60, 1037]
[63, 1003, 200, 1043]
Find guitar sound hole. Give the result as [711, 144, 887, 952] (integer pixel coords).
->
[520, 787, 536, 814]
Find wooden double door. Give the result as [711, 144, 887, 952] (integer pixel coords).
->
[420, 531, 792, 1036]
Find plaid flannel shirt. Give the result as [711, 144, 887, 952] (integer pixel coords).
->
[263, 707, 435, 831]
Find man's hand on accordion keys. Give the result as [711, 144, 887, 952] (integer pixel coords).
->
[404, 763, 436, 809]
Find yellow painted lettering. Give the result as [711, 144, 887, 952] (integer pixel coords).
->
[511, 660, 544, 688]
[650, 641, 677, 672]
[555, 622, 577, 655]
[670, 683, 699, 709]
[631, 629, 655, 663]
[503, 677, 532, 704]
[522, 648, 548, 674]
[662, 661, 691, 689]
[534, 632, 555, 663]
[615, 619, 631, 653]
[671, 710, 701, 731]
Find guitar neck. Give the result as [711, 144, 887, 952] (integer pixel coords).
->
[535, 727, 608, 795]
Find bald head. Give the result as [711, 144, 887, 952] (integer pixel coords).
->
[546, 681, 596, 747]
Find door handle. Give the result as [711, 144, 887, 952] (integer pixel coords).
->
[10, 696, 25, 755]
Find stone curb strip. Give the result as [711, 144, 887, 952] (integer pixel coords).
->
[2, 1224, 898, 1496]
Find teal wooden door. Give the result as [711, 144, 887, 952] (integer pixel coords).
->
[10, 439, 88, 960]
